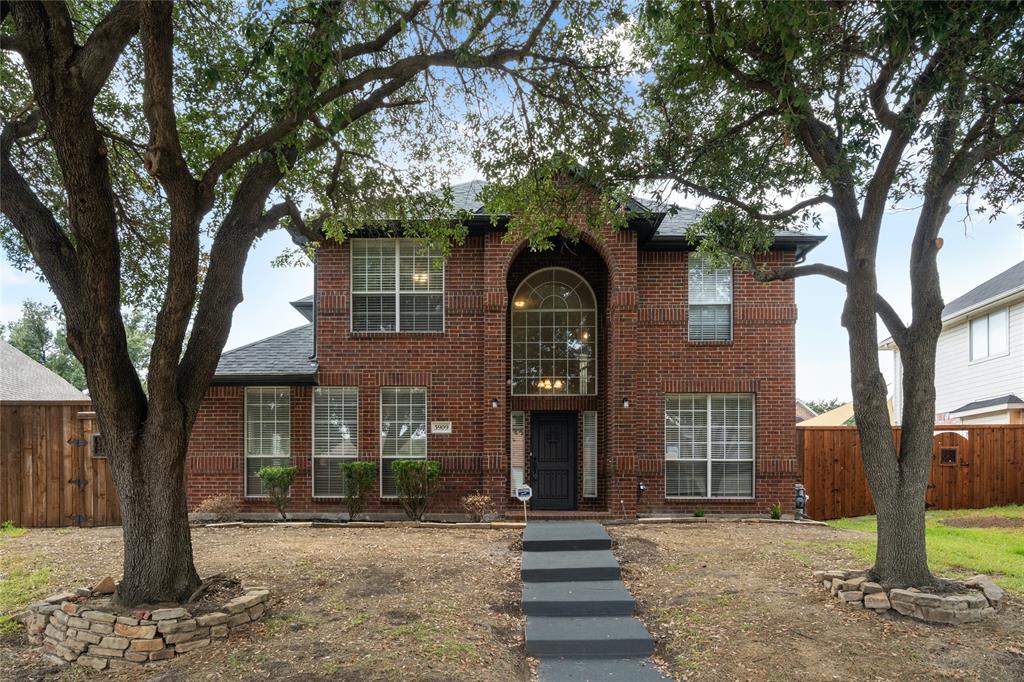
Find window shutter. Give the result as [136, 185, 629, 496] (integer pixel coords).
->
[510, 411, 525, 495]
[582, 411, 597, 498]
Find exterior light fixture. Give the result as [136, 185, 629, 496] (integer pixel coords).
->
[490, 397, 499, 408]
[622, 398, 630, 408]
[638, 481, 647, 494]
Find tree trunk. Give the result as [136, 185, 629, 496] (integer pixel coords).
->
[109, 438, 201, 605]
[841, 252, 934, 588]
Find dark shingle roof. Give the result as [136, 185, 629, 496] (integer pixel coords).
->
[950, 394, 1024, 415]
[213, 324, 317, 383]
[0, 340, 90, 401]
[943, 261, 1024, 320]
[291, 295, 314, 322]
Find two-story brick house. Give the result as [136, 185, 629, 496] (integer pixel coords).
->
[186, 181, 824, 518]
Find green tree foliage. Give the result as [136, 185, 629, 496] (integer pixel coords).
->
[3, 300, 154, 390]
[805, 398, 844, 415]
[340, 460, 376, 521]
[257, 465, 298, 521]
[391, 459, 441, 521]
[0, 0, 624, 604]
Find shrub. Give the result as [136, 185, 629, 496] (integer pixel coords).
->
[769, 502, 783, 520]
[693, 508, 705, 518]
[341, 461, 377, 521]
[461, 493, 496, 522]
[257, 465, 298, 520]
[391, 459, 441, 521]
[193, 495, 240, 523]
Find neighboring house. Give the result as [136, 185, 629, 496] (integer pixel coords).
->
[186, 181, 824, 518]
[795, 399, 817, 423]
[882, 261, 1024, 425]
[0, 339, 90, 402]
[795, 399, 896, 427]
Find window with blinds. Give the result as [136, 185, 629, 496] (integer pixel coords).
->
[582, 411, 598, 498]
[688, 253, 732, 341]
[244, 387, 291, 496]
[510, 411, 525, 495]
[665, 394, 754, 498]
[380, 387, 427, 497]
[312, 387, 358, 497]
[351, 239, 444, 332]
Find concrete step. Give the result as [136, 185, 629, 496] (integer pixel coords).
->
[521, 550, 620, 583]
[537, 656, 671, 681]
[525, 616, 656, 657]
[523, 581, 635, 617]
[523, 521, 612, 552]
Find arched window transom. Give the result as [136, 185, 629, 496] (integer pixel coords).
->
[510, 268, 597, 395]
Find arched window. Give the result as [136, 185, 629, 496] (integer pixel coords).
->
[510, 268, 597, 395]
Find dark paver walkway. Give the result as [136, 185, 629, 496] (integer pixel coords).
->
[521, 522, 670, 681]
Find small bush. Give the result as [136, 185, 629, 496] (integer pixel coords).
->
[461, 493, 496, 522]
[392, 459, 441, 521]
[769, 502, 783, 520]
[193, 494, 240, 523]
[257, 465, 298, 520]
[693, 508, 705, 518]
[341, 461, 377, 521]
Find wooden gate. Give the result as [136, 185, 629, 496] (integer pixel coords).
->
[1, 402, 121, 527]
[798, 424, 1024, 520]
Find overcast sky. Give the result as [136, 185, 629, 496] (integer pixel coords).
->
[2, 193, 1022, 402]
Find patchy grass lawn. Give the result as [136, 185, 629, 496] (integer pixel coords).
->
[612, 521, 1024, 682]
[0, 525, 527, 681]
[828, 505, 1024, 594]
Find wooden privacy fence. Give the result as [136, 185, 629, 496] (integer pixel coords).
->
[797, 425, 1024, 521]
[1, 402, 121, 527]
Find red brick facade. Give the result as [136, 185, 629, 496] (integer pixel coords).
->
[187, 226, 800, 518]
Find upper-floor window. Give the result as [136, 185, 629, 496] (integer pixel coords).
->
[351, 239, 444, 333]
[688, 253, 732, 342]
[970, 307, 1009, 361]
[510, 268, 597, 395]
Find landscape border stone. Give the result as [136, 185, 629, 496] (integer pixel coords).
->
[813, 569, 1003, 625]
[25, 584, 271, 671]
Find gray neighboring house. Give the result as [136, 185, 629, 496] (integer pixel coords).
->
[881, 260, 1024, 425]
[0, 340, 89, 402]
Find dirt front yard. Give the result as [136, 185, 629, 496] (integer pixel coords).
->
[611, 521, 1024, 682]
[0, 525, 526, 681]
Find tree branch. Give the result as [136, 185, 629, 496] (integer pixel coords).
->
[75, 0, 141, 99]
[653, 171, 835, 222]
[736, 257, 909, 343]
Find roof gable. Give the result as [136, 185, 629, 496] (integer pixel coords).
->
[0, 340, 89, 402]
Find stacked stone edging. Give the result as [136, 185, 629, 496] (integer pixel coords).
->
[815, 569, 1004, 625]
[25, 586, 270, 670]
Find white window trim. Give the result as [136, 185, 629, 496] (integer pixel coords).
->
[968, 307, 1010, 364]
[350, 238, 445, 334]
[379, 386, 428, 498]
[664, 393, 755, 500]
[244, 386, 292, 498]
[688, 253, 734, 343]
[509, 266, 599, 396]
[311, 387, 359, 499]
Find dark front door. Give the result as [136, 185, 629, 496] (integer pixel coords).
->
[530, 412, 577, 510]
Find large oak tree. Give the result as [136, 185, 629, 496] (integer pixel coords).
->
[610, 1, 1021, 586]
[0, 0, 623, 605]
